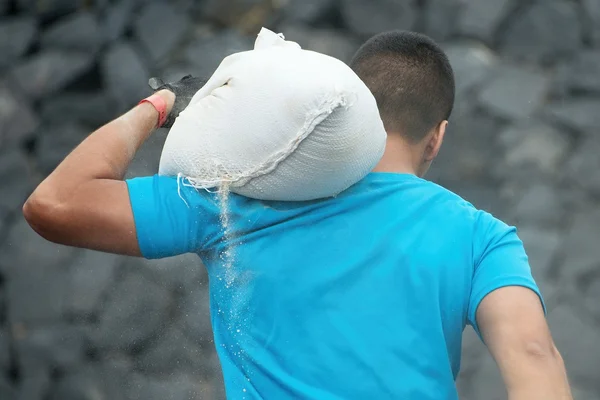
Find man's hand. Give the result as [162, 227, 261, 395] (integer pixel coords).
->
[477, 286, 572, 400]
[149, 75, 208, 128]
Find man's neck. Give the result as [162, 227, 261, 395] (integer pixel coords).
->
[372, 134, 421, 175]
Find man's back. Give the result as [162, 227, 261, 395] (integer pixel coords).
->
[127, 172, 543, 400]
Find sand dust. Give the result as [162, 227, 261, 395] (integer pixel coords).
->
[217, 182, 236, 288]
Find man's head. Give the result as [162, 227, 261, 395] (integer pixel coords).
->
[350, 31, 455, 177]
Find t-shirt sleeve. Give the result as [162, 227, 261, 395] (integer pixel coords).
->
[468, 211, 547, 338]
[125, 174, 222, 259]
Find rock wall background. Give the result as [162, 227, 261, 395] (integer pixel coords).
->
[0, 0, 599, 398]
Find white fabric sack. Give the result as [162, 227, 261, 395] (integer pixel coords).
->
[158, 27, 387, 201]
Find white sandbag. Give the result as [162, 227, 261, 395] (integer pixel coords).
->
[158, 27, 386, 201]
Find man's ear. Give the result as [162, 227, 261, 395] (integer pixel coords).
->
[424, 120, 447, 162]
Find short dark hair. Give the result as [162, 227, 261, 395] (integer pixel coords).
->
[350, 31, 455, 142]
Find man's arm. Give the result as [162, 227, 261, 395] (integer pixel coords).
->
[22, 90, 175, 256]
[477, 286, 572, 400]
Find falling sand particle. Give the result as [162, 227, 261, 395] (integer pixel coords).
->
[217, 182, 236, 287]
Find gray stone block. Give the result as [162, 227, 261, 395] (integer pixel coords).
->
[458, 0, 512, 42]
[340, 0, 417, 37]
[92, 272, 172, 351]
[478, 63, 550, 120]
[14, 325, 87, 374]
[179, 285, 213, 345]
[279, 0, 336, 25]
[135, 253, 206, 292]
[0, 328, 10, 371]
[0, 148, 34, 217]
[184, 30, 252, 78]
[0, 377, 16, 400]
[49, 361, 132, 400]
[9, 50, 94, 100]
[0, 82, 39, 147]
[17, 0, 82, 17]
[546, 99, 600, 135]
[16, 369, 51, 400]
[66, 250, 120, 317]
[560, 210, 600, 282]
[422, 0, 462, 42]
[278, 24, 359, 63]
[512, 184, 563, 228]
[498, 121, 570, 175]
[101, 41, 151, 110]
[134, 2, 191, 63]
[443, 41, 497, 97]
[0, 16, 37, 70]
[102, 0, 134, 42]
[564, 50, 600, 94]
[126, 372, 209, 400]
[583, 276, 600, 323]
[566, 137, 600, 197]
[40, 11, 104, 52]
[518, 226, 561, 279]
[40, 91, 118, 128]
[499, 0, 582, 64]
[35, 122, 89, 175]
[583, 0, 600, 45]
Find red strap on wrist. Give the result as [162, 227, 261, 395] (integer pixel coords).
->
[139, 94, 168, 128]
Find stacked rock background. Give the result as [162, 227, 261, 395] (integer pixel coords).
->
[0, 0, 599, 398]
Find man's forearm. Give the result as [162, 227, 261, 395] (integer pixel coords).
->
[32, 90, 174, 204]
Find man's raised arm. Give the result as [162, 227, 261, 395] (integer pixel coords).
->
[477, 286, 572, 400]
[22, 89, 175, 256]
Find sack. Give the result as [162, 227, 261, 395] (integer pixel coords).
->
[158, 28, 387, 201]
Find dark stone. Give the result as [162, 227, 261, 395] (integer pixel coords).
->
[102, 0, 135, 42]
[0, 148, 33, 218]
[9, 50, 94, 100]
[184, 30, 252, 78]
[0, 329, 10, 371]
[478, 63, 550, 120]
[66, 250, 120, 317]
[0, 377, 16, 400]
[136, 326, 206, 375]
[443, 41, 496, 96]
[179, 285, 213, 345]
[17, 0, 83, 17]
[563, 50, 600, 94]
[126, 373, 207, 400]
[40, 11, 104, 52]
[457, 0, 512, 42]
[16, 370, 51, 400]
[499, 0, 582, 64]
[547, 305, 600, 384]
[582, 0, 600, 45]
[0, 0, 8, 15]
[133, 2, 191, 63]
[560, 210, 600, 282]
[0, 82, 39, 147]
[40, 91, 119, 128]
[101, 41, 151, 110]
[35, 122, 88, 175]
[545, 99, 600, 135]
[279, 0, 336, 25]
[497, 121, 570, 175]
[278, 23, 359, 63]
[1, 218, 76, 325]
[565, 137, 600, 197]
[512, 184, 563, 228]
[0, 16, 37, 70]
[92, 272, 172, 351]
[340, 0, 417, 37]
[14, 325, 87, 374]
[422, 0, 462, 41]
[49, 361, 132, 400]
[583, 276, 600, 322]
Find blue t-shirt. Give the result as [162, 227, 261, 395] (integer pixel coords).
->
[126, 172, 544, 400]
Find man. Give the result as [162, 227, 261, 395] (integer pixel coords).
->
[23, 30, 571, 399]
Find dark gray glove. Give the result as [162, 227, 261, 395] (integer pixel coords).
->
[148, 75, 208, 128]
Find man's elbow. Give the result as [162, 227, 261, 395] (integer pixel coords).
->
[23, 190, 65, 242]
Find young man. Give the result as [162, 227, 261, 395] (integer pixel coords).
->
[23, 31, 571, 399]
